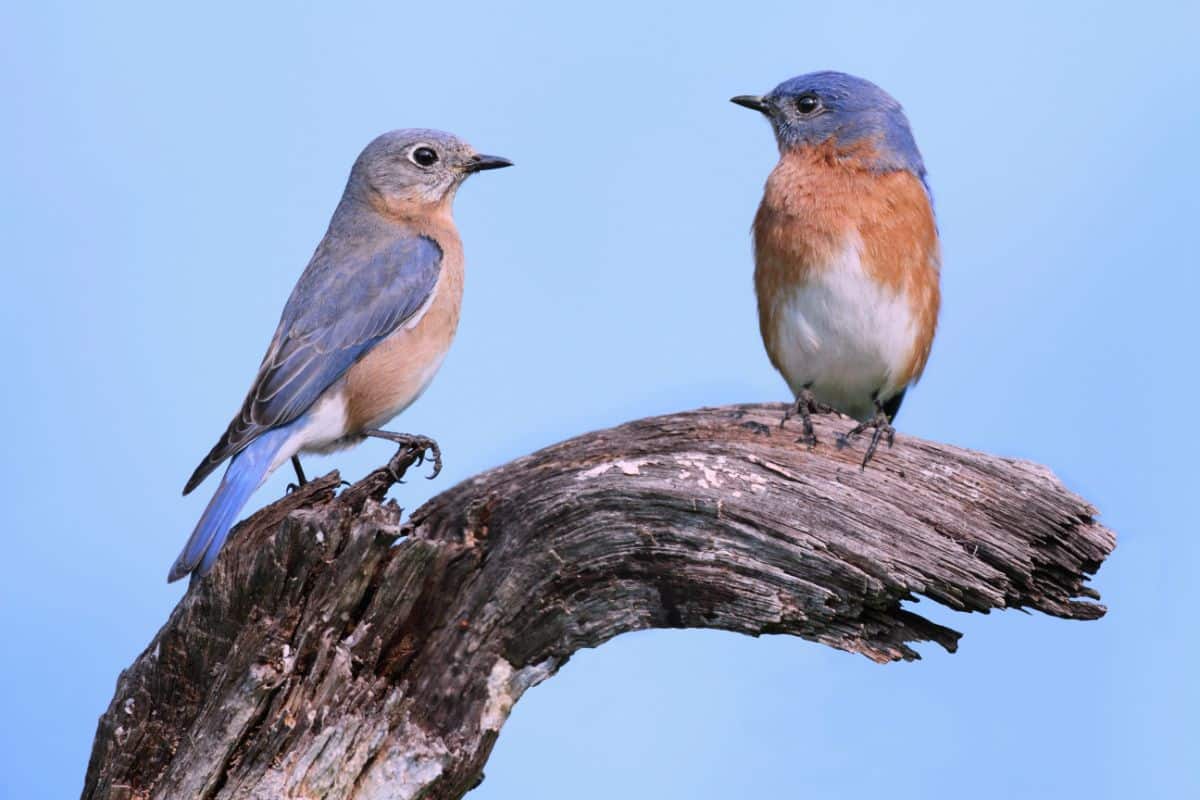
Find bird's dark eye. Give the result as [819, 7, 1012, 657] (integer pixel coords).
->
[410, 146, 439, 167]
[796, 94, 822, 115]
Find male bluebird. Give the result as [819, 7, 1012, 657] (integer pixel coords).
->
[732, 72, 940, 467]
[169, 129, 511, 582]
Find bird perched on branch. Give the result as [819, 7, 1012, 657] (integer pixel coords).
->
[732, 71, 940, 467]
[170, 129, 512, 582]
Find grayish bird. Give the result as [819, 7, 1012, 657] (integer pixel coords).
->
[171, 129, 511, 581]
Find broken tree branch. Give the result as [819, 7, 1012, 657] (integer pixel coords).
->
[82, 403, 1114, 800]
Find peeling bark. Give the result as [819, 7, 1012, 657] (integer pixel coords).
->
[82, 404, 1115, 799]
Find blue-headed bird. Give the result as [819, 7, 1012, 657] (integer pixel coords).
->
[732, 72, 940, 467]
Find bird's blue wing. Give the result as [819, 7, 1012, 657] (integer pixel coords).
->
[184, 234, 443, 494]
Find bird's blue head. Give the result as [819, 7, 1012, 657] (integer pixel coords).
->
[732, 71, 925, 178]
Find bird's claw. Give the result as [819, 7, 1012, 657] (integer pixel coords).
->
[364, 430, 443, 482]
[414, 437, 442, 480]
[837, 406, 895, 470]
[782, 388, 823, 448]
[795, 431, 818, 448]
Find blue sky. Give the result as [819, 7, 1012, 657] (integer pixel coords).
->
[2, 1, 1197, 797]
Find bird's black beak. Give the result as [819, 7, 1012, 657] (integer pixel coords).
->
[730, 95, 771, 114]
[464, 154, 514, 173]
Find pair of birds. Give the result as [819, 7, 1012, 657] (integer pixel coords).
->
[170, 70, 941, 583]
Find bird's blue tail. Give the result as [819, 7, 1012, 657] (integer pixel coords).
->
[168, 426, 293, 582]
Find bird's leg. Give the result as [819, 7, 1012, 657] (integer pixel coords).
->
[782, 385, 821, 447]
[839, 400, 896, 470]
[285, 456, 308, 494]
[363, 430, 443, 481]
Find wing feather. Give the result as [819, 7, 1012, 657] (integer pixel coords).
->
[183, 234, 442, 494]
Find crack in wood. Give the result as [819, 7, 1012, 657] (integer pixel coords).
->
[82, 403, 1114, 800]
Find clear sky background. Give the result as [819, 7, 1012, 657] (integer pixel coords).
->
[2, 1, 1197, 797]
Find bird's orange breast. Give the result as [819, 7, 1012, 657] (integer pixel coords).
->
[753, 141, 941, 388]
[342, 221, 465, 433]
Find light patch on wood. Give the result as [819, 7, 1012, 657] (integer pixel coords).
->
[280, 643, 296, 675]
[577, 459, 650, 480]
[480, 657, 558, 733]
[674, 454, 733, 490]
[353, 726, 450, 800]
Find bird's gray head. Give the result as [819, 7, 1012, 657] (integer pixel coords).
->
[732, 71, 924, 177]
[345, 129, 512, 213]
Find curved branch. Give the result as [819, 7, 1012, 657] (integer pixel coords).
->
[82, 404, 1114, 800]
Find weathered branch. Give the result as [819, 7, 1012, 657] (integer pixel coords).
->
[83, 403, 1114, 800]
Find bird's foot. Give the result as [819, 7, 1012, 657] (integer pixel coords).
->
[782, 388, 825, 448]
[363, 430, 443, 481]
[837, 405, 895, 470]
[285, 456, 308, 494]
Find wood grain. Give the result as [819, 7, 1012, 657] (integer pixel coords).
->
[82, 404, 1114, 799]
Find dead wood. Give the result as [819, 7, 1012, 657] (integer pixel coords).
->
[82, 404, 1114, 800]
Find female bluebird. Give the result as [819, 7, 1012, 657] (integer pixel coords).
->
[170, 129, 511, 582]
[732, 72, 940, 467]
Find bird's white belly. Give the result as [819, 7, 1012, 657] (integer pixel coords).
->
[770, 240, 917, 420]
[264, 345, 448, 473]
[270, 389, 353, 470]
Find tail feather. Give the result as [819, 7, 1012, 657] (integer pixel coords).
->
[169, 426, 293, 582]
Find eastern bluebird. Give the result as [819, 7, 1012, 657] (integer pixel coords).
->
[169, 129, 511, 582]
[732, 72, 940, 467]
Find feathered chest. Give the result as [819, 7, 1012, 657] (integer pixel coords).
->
[341, 230, 465, 432]
[751, 149, 941, 413]
[753, 149, 936, 284]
